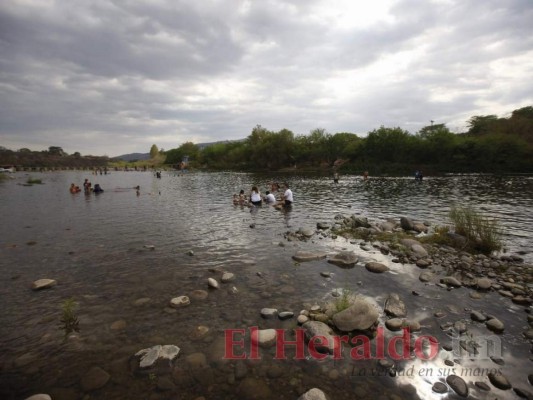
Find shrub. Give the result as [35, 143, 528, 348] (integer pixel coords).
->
[335, 289, 352, 313]
[60, 298, 80, 339]
[449, 206, 503, 254]
[26, 177, 42, 184]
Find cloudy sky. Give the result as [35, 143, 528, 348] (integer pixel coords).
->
[1, 0, 532, 156]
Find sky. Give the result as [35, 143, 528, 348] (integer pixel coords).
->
[1, 0, 532, 157]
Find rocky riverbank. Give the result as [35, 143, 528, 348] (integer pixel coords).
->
[14, 211, 533, 400]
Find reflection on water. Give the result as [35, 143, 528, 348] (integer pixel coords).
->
[0, 171, 531, 399]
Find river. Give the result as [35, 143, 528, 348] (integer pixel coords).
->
[0, 171, 532, 400]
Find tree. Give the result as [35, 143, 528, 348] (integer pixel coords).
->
[150, 144, 159, 158]
[164, 142, 199, 165]
[48, 146, 65, 156]
[467, 115, 499, 136]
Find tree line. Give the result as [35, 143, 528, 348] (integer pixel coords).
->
[164, 106, 533, 174]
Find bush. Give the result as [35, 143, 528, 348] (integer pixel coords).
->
[26, 177, 42, 184]
[449, 206, 503, 254]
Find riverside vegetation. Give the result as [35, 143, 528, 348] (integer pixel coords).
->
[2, 106, 532, 174]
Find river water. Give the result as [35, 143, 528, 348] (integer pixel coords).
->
[0, 171, 532, 400]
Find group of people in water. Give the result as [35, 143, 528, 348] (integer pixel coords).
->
[70, 179, 104, 194]
[233, 182, 293, 208]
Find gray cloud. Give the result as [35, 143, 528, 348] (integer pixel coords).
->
[0, 0, 532, 156]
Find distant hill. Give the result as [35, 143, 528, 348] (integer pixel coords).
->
[112, 152, 150, 161]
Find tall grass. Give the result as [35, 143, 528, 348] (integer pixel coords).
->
[60, 298, 80, 339]
[449, 206, 503, 254]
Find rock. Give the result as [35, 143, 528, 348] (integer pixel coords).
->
[488, 372, 512, 390]
[332, 298, 379, 332]
[365, 262, 389, 273]
[252, 329, 277, 348]
[317, 222, 330, 230]
[384, 293, 406, 318]
[413, 222, 429, 233]
[486, 318, 505, 333]
[302, 321, 336, 354]
[408, 320, 421, 332]
[381, 221, 396, 232]
[446, 375, 468, 397]
[351, 216, 371, 228]
[299, 227, 315, 237]
[133, 297, 151, 306]
[24, 396, 52, 400]
[297, 315, 309, 324]
[474, 382, 491, 391]
[512, 295, 531, 305]
[278, 311, 294, 320]
[419, 271, 433, 282]
[416, 259, 431, 268]
[523, 329, 533, 340]
[440, 277, 462, 287]
[476, 277, 492, 290]
[189, 325, 210, 341]
[221, 272, 235, 283]
[80, 366, 110, 392]
[135, 345, 180, 368]
[320, 271, 332, 278]
[185, 353, 208, 369]
[31, 279, 57, 290]
[470, 291, 482, 299]
[187, 250, 194, 256]
[157, 376, 176, 391]
[237, 378, 271, 399]
[400, 239, 428, 257]
[385, 318, 404, 331]
[454, 321, 467, 334]
[170, 296, 190, 308]
[400, 217, 415, 231]
[432, 382, 448, 394]
[298, 388, 328, 400]
[514, 388, 533, 398]
[328, 251, 358, 268]
[207, 278, 219, 289]
[190, 290, 208, 300]
[260, 308, 278, 319]
[110, 320, 126, 330]
[292, 251, 327, 262]
[470, 311, 486, 322]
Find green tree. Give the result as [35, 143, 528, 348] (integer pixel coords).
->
[467, 115, 499, 135]
[150, 144, 159, 158]
[165, 142, 199, 165]
[48, 146, 65, 156]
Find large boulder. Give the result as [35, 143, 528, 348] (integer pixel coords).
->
[400, 239, 428, 257]
[301, 321, 337, 354]
[365, 262, 389, 273]
[400, 217, 415, 231]
[332, 298, 379, 332]
[293, 251, 328, 262]
[328, 251, 358, 268]
[384, 293, 406, 318]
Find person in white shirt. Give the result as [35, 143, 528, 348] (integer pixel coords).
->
[264, 191, 276, 204]
[250, 186, 262, 206]
[283, 182, 293, 207]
